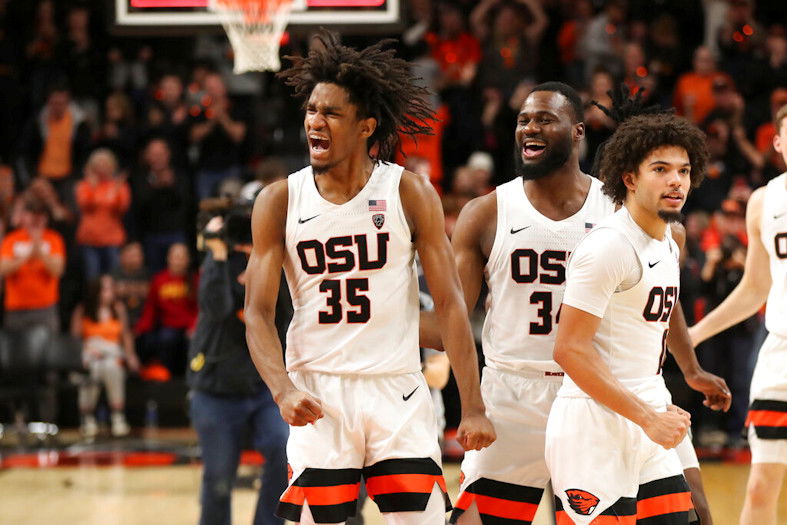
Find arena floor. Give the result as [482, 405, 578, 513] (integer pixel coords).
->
[0, 428, 784, 524]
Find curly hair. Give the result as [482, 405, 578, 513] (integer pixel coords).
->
[598, 113, 709, 206]
[277, 30, 435, 162]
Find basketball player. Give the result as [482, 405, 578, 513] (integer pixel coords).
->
[689, 103, 787, 525]
[545, 112, 710, 523]
[420, 83, 729, 524]
[434, 82, 615, 524]
[244, 31, 495, 525]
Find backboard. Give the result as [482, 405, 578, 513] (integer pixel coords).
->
[112, 0, 401, 34]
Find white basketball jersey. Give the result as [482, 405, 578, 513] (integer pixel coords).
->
[482, 176, 615, 373]
[761, 173, 787, 338]
[283, 162, 420, 375]
[561, 208, 680, 397]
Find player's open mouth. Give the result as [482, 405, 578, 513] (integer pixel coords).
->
[523, 140, 546, 159]
[309, 136, 330, 154]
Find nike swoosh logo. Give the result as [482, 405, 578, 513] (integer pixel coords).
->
[298, 214, 320, 224]
[775, 212, 787, 220]
[402, 386, 419, 401]
[648, 260, 660, 268]
[510, 225, 531, 234]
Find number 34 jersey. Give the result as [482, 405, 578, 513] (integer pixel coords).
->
[283, 162, 420, 375]
[482, 176, 615, 374]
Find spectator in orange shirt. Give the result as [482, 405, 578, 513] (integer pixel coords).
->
[0, 196, 65, 332]
[18, 81, 91, 197]
[71, 274, 140, 438]
[75, 148, 131, 280]
[673, 46, 733, 125]
[426, 1, 481, 87]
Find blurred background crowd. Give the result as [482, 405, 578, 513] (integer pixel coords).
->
[0, 0, 785, 454]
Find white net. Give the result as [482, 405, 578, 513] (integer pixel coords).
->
[209, 0, 293, 74]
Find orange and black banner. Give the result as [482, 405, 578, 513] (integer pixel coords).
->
[362, 457, 451, 513]
[746, 399, 787, 439]
[277, 467, 362, 523]
[636, 475, 692, 524]
[450, 478, 543, 524]
[555, 495, 636, 524]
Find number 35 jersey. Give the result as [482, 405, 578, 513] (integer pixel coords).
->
[283, 162, 420, 375]
[482, 176, 615, 374]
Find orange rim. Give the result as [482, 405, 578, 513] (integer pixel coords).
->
[214, 0, 292, 23]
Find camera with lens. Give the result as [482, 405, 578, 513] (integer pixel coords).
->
[719, 234, 743, 262]
[197, 197, 253, 250]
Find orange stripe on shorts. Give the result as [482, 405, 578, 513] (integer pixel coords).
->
[471, 493, 539, 521]
[746, 410, 787, 428]
[365, 473, 446, 496]
[280, 482, 360, 506]
[637, 491, 692, 519]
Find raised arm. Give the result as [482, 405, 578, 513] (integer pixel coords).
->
[517, 0, 548, 46]
[689, 187, 771, 346]
[402, 172, 495, 451]
[198, 217, 235, 320]
[32, 233, 64, 278]
[469, 0, 498, 42]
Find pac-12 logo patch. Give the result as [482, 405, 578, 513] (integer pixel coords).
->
[565, 489, 600, 515]
[373, 213, 385, 229]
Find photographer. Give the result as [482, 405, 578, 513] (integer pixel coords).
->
[188, 213, 289, 525]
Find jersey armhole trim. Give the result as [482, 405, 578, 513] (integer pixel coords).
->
[485, 191, 506, 272]
[393, 166, 413, 242]
[284, 173, 301, 246]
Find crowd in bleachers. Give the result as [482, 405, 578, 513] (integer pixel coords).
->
[0, 0, 785, 447]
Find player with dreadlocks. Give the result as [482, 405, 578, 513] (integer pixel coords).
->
[245, 30, 495, 524]
[546, 99, 726, 523]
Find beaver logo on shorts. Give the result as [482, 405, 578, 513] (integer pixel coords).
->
[565, 489, 600, 515]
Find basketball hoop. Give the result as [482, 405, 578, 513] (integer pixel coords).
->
[209, 0, 293, 73]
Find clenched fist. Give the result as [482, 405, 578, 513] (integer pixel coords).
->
[277, 389, 324, 426]
[456, 413, 497, 451]
[642, 404, 690, 450]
